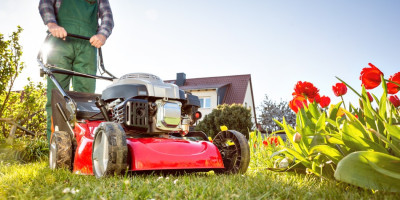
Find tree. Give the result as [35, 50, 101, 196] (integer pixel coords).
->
[195, 104, 253, 139]
[0, 26, 24, 119]
[0, 27, 46, 138]
[258, 94, 296, 133]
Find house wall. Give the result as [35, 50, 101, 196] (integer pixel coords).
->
[243, 80, 256, 125]
[187, 89, 217, 120]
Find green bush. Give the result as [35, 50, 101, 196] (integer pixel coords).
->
[0, 136, 48, 163]
[195, 104, 253, 139]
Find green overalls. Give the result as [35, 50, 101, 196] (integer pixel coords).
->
[46, 0, 99, 141]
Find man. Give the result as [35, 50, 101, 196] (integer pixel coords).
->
[39, 0, 114, 142]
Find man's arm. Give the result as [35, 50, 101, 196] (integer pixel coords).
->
[39, 0, 67, 39]
[90, 0, 114, 48]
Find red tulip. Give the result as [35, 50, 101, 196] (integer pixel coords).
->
[308, 94, 321, 104]
[355, 114, 359, 119]
[360, 63, 384, 89]
[367, 92, 374, 102]
[332, 83, 347, 96]
[389, 95, 400, 108]
[387, 72, 400, 94]
[293, 81, 320, 100]
[262, 140, 268, 147]
[289, 95, 307, 113]
[319, 95, 331, 108]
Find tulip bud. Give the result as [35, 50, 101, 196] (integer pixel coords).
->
[293, 132, 301, 143]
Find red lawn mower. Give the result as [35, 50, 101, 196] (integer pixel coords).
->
[37, 34, 250, 178]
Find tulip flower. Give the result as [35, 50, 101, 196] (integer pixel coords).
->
[308, 94, 321, 104]
[360, 63, 384, 89]
[293, 132, 301, 143]
[332, 83, 347, 97]
[367, 92, 374, 102]
[389, 95, 400, 108]
[319, 95, 331, 108]
[289, 95, 307, 113]
[387, 72, 400, 94]
[293, 81, 320, 100]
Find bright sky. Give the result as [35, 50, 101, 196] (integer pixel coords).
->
[1, 0, 399, 111]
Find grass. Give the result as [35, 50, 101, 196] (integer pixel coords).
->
[1, 161, 400, 199]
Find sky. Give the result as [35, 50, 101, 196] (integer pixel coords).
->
[1, 0, 399, 113]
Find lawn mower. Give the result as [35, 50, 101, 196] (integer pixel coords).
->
[37, 33, 250, 178]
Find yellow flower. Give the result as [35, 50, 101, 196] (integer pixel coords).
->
[220, 125, 228, 131]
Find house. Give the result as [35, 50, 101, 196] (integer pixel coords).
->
[165, 73, 257, 126]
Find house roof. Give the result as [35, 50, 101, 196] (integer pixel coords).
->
[165, 74, 252, 104]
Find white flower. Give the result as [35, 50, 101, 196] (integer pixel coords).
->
[173, 179, 178, 184]
[157, 176, 163, 181]
[62, 188, 71, 194]
[124, 179, 130, 185]
[71, 188, 79, 195]
[165, 177, 169, 180]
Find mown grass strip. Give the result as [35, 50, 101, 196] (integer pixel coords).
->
[1, 162, 399, 199]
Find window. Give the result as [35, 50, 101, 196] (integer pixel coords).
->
[199, 97, 211, 108]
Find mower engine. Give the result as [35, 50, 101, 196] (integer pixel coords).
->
[100, 73, 200, 134]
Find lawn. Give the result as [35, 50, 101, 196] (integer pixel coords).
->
[1, 161, 400, 199]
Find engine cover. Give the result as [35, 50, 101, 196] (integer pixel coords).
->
[102, 73, 183, 101]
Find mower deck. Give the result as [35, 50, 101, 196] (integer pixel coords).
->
[72, 120, 224, 175]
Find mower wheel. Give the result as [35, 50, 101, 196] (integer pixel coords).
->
[213, 130, 250, 174]
[92, 122, 128, 178]
[49, 131, 73, 170]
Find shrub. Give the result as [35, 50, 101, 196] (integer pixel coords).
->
[195, 104, 253, 138]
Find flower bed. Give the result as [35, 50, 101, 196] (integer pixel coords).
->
[264, 63, 400, 192]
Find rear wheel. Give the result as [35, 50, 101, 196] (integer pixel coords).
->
[49, 131, 73, 170]
[213, 130, 250, 174]
[92, 122, 128, 178]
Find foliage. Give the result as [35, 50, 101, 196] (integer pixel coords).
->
[195, 104, 252, 138]
[268, 63, 400, 192]
[258, 94, 295, 133]
[1, 161, 400, 199]
[0, 136, 48, 163]
[0, 27, 47, 138]
[0, 26, 24, 120]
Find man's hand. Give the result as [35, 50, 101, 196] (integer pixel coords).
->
[90, 34, 106, 48]
[47, 23, 67, 40]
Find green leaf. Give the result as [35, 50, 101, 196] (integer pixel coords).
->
[341, 121, 388, 153]
[379, 77, 388, 120]
[361, 87, 378, 132]
[316, 112, 326, 132]
[334, 151, 400, 192]
[327, 136, 344, 145]
[310, 145, 343, 164]
[284, 147, 311, 169]
[308, 102, 320, 119]
[385, 123, 400, 141]
[328, 102, 342, 121]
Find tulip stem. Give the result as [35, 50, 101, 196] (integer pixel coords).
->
[341, 96, 347, 110]
[385, 79, 400, 88]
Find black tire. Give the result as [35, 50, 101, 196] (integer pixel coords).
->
[92, 122, 128, 178]
[213, 130, 250, 174]
[49, 131, 73, 170]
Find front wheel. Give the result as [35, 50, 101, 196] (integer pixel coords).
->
[213, 130, 250, 174]
[92, 122, 128, 178]
[49, 131, 73, 170]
